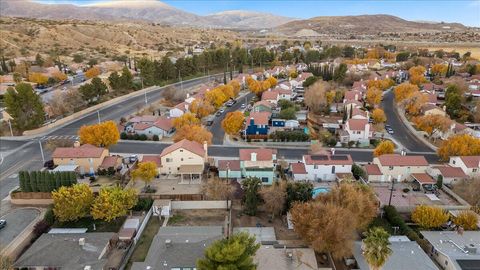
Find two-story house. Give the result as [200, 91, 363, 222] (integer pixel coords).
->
[158, 139, 208, 182]
[245, 112, 271, 136]
[449, 156, 480, 178]
[239, 148, 277, 184]
[302, 153, 353, 181]
[372, 154, 429, 182]
[261, 91, 279, 105]
[341, 119, 372, 143]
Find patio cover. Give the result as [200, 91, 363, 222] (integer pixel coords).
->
[178, 164, 204, 174]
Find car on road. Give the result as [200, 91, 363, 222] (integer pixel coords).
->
[215, 111, 222, 117]
[386, 127, 394, 134]
[205, 120, 214, 126]
[0, 220, 6, 230]
[241, 103, 246, 109]
[225, 101, 234, 107]
[44, 160, 54, 170]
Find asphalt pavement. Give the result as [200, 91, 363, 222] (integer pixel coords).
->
[0, 208, 40, 250]
[382, 91, 433, 152]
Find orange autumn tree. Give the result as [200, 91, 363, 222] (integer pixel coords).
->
[85, 66, 101, 79]
[229, 80, 241, 96]
[51, 71, 68, 81]
[437, 134, 480, 161]
[173, 124, 212, 145]
[246, 76, 263, 96]
[28, 72, 48, 85]
[409, 66, 427, 85]
[367, 78, 394, 91]
[366, 87, 383, 107]
[261, 80, 271, 91]
[371, 108, 387, 124]
[413, 115, 450, 140]
[172, 112, 200, 129]
[266, 76, 278, 88]
[221, 111, 245, 135]
[394, 83, 419, 103]
[190, 99, 215, 119]
[401, 91, 428, 116]
[205, 87, 228, 108]
[78, 120, 120, 148]
[373, 141, 395, 157]
[453, 210, 479, 230]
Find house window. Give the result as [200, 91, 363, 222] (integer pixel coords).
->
[177, 167, 180, 171]
[452, 160, 456, 164]
[331, 166, 335, 174]
[314, 165, 318, 169]
[261, 177, 269, 183]
[473, 168, 478, 172]
[181, 158, 184, 161]
[166, 158, 173, 162]
[180, 149, 183, 152]
[389, 166, 394, 170]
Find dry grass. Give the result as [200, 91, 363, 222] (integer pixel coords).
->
[424, 47, 480, 59]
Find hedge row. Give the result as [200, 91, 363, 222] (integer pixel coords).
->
[269, 130, 309, 142]
[120, 132, 159, 141]
[19, 171, 77, 193]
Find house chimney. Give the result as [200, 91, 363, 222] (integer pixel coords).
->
[401, 149, 406, 156]
[165, 239, 172, 248]
[251, 152, 257, 162]
[331, 148, 335, 155]
[79, 238, 85, 246]
[186, 93, 190, 98]
[203, 141, 208, 159]
[74, 141, 81, 148]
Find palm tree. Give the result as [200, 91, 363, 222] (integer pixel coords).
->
[362, 227, 392, 270]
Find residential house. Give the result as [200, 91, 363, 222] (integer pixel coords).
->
[273, 87, 292, 101]
[410, 173, 437, 191]
[372, 154, 429, 181]
[131, 226, 224, 270]
[449, 156, 480, 177]
[169, 102, 189, 118]
[52, 144, 109, 175]
[341, 119, 372, 143]
[427, 165, 468, 184]
[14, 232, 115, 270]
[422, 91, 439, 105]
[218, 160, 242, 179]
[141, 155, 162, 175]
[159, 139, 208, 182]
[245, 112, 271, 136]
[421, 231, 480, 270]
[343, 90, 363, 103]
[262, 90, 279, 105]
[422, 104, 447, 117]
[352, 81, 367, 92]
[351, 108, 369, 120]
[131, 117, 174, 139]
[364, 164, 383, 182]
[98, 155, 123, 172]
[252, 100, 273, 113]
[302, 152, 353, 181]
[352, 237, 439, 270]
[289, 162, 308, 181]
[239, 148, 277, 184]
[440, 122, 476, 140]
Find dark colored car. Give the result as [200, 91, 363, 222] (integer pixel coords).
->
[205, 120, 214, 126]
[0, 220, 6, 230]
[44, 160, 54, 169]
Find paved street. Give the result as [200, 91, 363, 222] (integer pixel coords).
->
[0, 208, 40, 250]
[382, 90, 433, 152]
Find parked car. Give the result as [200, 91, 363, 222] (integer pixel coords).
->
[386, 127, 394, 134]
[215, 111, 222, 117]
[128, 155, 138, 163]
[205, 120, 214, 126]
[0, 220, 6, 230]
[44, 160, 54, 169]
[225, 101, 234, 107]
[218, 108, 225, 114]
[241, 103, 246, 109]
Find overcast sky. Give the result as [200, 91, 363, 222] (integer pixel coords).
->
[36, 0, 480, 27]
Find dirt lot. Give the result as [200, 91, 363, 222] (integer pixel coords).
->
[168, 209, 228, 226]
[231, 200, 300, 241]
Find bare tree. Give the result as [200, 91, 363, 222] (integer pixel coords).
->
[162, 86, 186, 103]
[260, 181, 287, 219]
[304, 80, 332, 114]
[202, 177, 234, 200]
[44, 138, 74, 152]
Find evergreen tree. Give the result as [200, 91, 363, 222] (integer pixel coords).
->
[23, 171, 32, 192]
[242, 177, 261, 216]
[55, 172, 62, 189]
[197, 232, 260, 270]
[30, 171, 38, 192]
[108, 71, 121, 90]
[61, 172, 70, 187]
[120, 66, 133, 89]
[70, 172, 78, 185]
[4, 83, 45, 131]
[19, 171, 27, 191]
[37, 171, 45, 192]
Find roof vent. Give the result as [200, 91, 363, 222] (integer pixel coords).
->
[84, 266, 91, 270]
[465, 244, 477, 254]
[79, 238, 85, 246]
[165, 239, 172, 248]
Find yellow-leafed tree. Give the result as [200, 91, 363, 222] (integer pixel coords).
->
[366, 87, 383, 107]
[229, 80, 241, 96]
[394, 83, 419, 103]
[52, 183, 94, 222]
[401, 91, 428, 116]
[205, 87, 227, 108]
[438, 134, 480, 161]
[91, 187, 137, 222]
[409, 66, 427, 85]
[431, 64, 448, 77]
[453, 210, 478, 230]
[172, 112, 200, 129]
[221, 111, 245, 135]
[367, 78, 394, 91]
[190, 99, 214, 119]
[173, 124, 212, 145]
[412, 205, 449, 229]
[52, 71, 68, 81]
[266, 76, 278, 88]
[372, 108, 387, 124]
[28, 72, 48, 85]
[85, 66, 101, 79]
[413, 115, 450, 140]
[373, 141, 394, 157]
[261, 80, 271, 92]
[78, 120, 120, 148]
[131, 161, 158, 188]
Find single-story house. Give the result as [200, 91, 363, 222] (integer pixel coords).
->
[427, 165, 468, 184]
[289, 162, 308, 181]
[364, 164, 383, 182]
[218, 160, 242, 179]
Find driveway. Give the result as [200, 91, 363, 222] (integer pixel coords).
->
[381, 91, 434, 153]
[209, 92, 255, 144]
[0, 208, 40, 250]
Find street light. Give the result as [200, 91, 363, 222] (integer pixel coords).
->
[97, 110, 101, 124]
[38, 140, 45, 164]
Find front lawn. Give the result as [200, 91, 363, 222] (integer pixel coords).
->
[125, 217, 161, 269]
[53, 216, 126, 232]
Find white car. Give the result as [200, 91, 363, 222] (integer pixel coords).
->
[241, 103, 246, 109]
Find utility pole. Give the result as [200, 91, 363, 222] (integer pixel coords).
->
[179, 70, 183, 92]
[38, 140, 45, 164]
[97, 110, 101, 124]
[388, 175, 395, 206]
[7, 119, 13, 136]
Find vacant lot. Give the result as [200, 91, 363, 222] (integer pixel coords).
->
[168, 209, 228, 226]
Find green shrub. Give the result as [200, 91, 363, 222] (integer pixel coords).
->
[152, 135, 159, 141]
[139, 134, 148, 141]
[133, 197, 154, 211]
[44, 207, 55, 226]
[120, 132, 128, 139]
[384, 205, 420, 241]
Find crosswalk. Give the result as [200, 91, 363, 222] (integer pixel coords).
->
[40, 135, 80, 141]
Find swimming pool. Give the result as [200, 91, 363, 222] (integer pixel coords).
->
[312, 187, 331, 198]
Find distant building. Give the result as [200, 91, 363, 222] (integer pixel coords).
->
[449, 156, 480, 178]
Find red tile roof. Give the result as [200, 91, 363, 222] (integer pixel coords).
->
[365, 164, 382, 175]
[422, 92, 438, 104]
[347, 119, 368, 131]
[290, 162, 307, 174]
[160, 139, 205, 158]
[133, 122, 151, 131]
[412, 173, 436, 184]
[153, 117, 173, 131]
[52, 144, 105, 158]
[174, 102, 188, 112]
[218, 160, 241, 171]
[249, 111, 271, 126]
[352, 108, 367, 118]
[344, 90, 362, 101]
[141, 155, 161, 167]
[433, 165, 468, 178]
[239, 148, 277, 161]
[377, 154, 429, 166]
[459, 156, 480, 168]
[100, 156, 120, 169]
[262, 91, 279, 101]
[303, 154, 353, 165]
